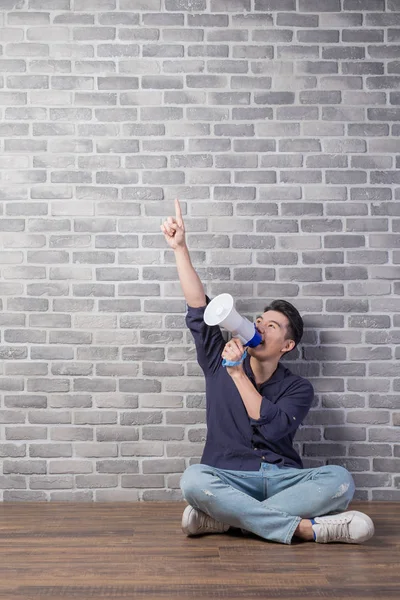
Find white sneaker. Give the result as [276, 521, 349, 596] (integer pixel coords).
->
[182, 505, 230, 536]
[312, 510, 375, 544]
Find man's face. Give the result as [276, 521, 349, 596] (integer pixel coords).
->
[247, 310, 295, 361]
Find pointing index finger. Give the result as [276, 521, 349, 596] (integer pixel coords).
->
[175, 198, 183, 225]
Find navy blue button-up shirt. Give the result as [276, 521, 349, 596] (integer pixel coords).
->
[185, 296, 314, 471]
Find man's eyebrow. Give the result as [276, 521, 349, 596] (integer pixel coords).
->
[269, 320, 282, 329]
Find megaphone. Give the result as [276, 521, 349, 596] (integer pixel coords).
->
[204, 294, 262, 348]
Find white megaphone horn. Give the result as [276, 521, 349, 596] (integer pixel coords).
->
[204, 294, 262, 348]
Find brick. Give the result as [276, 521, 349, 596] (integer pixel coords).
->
[277, 45, 319, 59]
[298, 29, 339, 43]
[297, 61, 337, 75]
[323, 46, 365, 60]
[277, 14, 318, 27]
[367, 76, 400, 89]
[73, 27, 115, 41]
[326, 267, 368, 280]
[54, 14, 94, 25]
[326, 171, 367, 184]
[211, 0, 250, 8]
[320, 75, 363, 90]
[279, 139, 320, 152]
[142, 75, 183, 89]
[98, 43, 139, 57]
[208, 60, 248, 73]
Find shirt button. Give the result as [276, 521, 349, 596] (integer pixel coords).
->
[262, 456, 266, 460]
[253, 447, 258, 451]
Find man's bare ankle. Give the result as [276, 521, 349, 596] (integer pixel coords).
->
[294, 519, 314, 541]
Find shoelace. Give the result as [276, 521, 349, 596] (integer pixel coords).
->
[318, 515, 351, 542]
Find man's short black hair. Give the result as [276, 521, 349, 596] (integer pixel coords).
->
[262, 299, 304, 351]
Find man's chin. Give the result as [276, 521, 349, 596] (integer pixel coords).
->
[248, 344, 265, 356]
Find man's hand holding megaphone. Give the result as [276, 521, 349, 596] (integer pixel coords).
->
[222, 337, 246, 378]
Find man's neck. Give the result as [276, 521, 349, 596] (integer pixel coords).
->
[250, 355, 279, 385]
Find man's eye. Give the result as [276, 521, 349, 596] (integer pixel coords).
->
[268, 324, 274, 328]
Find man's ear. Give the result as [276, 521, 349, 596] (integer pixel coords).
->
[281, 339, 295, 354]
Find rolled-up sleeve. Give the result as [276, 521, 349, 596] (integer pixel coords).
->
[249, 382, 314, 442]
[185, 295, 225, 375]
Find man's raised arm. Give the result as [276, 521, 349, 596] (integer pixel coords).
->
[161, 198, 206, 308]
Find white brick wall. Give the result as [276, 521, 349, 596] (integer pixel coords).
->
[0, 0, 400, 501]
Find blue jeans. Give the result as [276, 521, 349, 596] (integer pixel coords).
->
[180, 462, 356, 545]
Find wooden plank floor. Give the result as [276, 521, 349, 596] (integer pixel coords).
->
[0, 501, 399, 599]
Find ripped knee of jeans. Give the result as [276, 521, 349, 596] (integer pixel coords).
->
[332, 482, 350, 499]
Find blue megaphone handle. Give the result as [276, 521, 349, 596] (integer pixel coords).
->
[222, 348, 248, 367]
